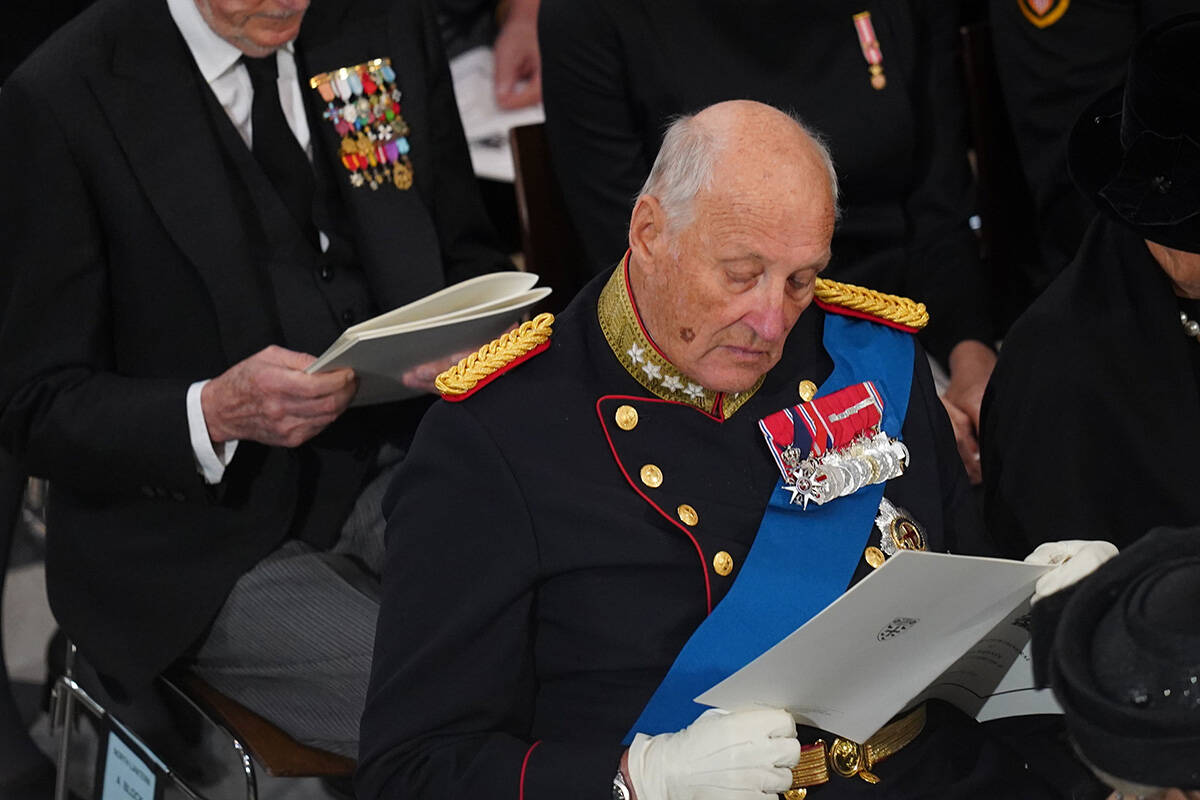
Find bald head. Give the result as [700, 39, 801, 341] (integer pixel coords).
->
[639, 100, 839, 235]
[627, 100, 838, 393]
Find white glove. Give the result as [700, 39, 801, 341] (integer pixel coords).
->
[1024, 539, 1118, 604]
[626, 707, 801, 800]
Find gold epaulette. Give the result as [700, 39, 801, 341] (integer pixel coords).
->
[435, 312, 555, 401]
[814, 278, 929, 331]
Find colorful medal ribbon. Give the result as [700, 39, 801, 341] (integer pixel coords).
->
[758, 381, 908, 509]
[852, 11, 887, 90]
[309, 58, 414, 191]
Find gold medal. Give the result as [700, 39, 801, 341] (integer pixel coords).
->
[853, 12, 888, 91]
[870, 65, 887, 90]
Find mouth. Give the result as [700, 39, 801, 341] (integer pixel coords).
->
[720, 345, 774, 362]
[253, 11, 303, 26]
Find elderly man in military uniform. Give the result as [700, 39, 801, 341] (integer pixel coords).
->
[357, 101, 1074, 799]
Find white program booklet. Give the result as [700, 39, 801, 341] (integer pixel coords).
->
[306, 271, 550, 406]
[695, 550, 1062, 743]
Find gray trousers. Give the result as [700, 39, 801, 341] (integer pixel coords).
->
[187, 450, 400, 759]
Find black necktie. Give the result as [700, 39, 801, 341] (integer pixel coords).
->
[241, 54, 317, 246]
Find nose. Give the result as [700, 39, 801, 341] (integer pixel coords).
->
[741, 282, 794, 344]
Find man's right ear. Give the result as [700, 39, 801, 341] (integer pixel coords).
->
[628, 195, 667, 267]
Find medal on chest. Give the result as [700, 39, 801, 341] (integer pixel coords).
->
[852, 11, 887, 91]
[309, 58, 414, 191]
[864, 496, 928, 568]
[759, 381, 909, 508]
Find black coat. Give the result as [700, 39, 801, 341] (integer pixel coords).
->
[987, 0, 1196, 284]
[357, 270, 1063, 800]
[982, 217, 1200, 555]
[539, 0, 990, 361]
[0, 0, 508, 695]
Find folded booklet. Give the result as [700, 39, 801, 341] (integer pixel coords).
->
[695, 550, 1062, 743]
[306, 271, 551, 406]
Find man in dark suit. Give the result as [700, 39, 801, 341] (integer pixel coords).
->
[0, 0, 509, 757]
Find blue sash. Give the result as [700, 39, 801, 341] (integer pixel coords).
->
[624, 313, 914, 740]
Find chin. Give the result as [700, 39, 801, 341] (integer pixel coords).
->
[700, 370, 766, 395]
[245, 23, 303, 51]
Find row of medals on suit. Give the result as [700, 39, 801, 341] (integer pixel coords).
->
[780, 430, 909, 509]
[310, 58, 413, 191]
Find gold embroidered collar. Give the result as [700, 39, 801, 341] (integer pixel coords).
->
[597, 255, 763, 419]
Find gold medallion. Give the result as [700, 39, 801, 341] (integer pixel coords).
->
[393, 159, 413, 190]
[891, 518, 926, 551]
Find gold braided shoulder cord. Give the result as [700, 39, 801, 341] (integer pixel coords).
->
[435, 312, 555, 396]
[814, 278, 930, 330]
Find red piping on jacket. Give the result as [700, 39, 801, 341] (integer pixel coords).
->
[814, 298, 920, 333]
[596, 394, 715, 614]
[441, 340, 553, 402]
[519, 740, 542, 800]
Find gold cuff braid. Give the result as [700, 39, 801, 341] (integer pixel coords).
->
[435, 312, 554, 396]
[814, 278, 930, 330]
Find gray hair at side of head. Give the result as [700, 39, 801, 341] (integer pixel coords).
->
[637, 108, 842, 234]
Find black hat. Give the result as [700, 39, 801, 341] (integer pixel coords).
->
[1068, 13, 1200, 254]
[1033, 527, 1200, 789]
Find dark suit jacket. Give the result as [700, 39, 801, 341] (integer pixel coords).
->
[355, 272, 1062, 800]
[539, 0, 992, 361]
[0, 0, 508, 695]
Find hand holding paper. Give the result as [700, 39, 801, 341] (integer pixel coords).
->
[627, 707, 800, 800]
[1024, 539, 1118, 604]
[306, 272, 549, 405]
[203, 345, 356, 447]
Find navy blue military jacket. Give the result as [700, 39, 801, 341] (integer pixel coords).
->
[358, 269, 988, 800]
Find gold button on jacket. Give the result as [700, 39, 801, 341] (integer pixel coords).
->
[640, 464, 663, 488]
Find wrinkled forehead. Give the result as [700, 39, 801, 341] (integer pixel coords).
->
[688, 166, 836, 249]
